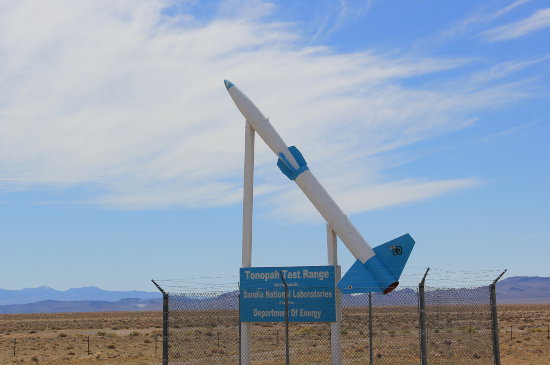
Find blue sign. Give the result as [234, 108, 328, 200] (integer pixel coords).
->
[240, 266, 336, 322]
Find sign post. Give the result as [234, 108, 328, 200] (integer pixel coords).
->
[241, 121, 255, 365]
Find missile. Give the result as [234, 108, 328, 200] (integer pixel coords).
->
[224, 80, 414, 294]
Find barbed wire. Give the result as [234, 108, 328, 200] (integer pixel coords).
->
[155, 275, 239, 281]
[153, 266, 507, 294]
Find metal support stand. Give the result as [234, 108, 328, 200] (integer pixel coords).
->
[151, 280, 169, 365]
[419, 268, 429, 365]
[327, 225, 342, 365]
[490, 270, 507, 365]
[241, 121, 255, 365]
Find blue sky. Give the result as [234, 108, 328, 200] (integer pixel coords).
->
[1, 0, 549, 291]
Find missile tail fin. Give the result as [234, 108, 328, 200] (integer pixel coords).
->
[338, 259, 382, 293]
[373, 233, 415, 280]
[338, 234, 415, 294]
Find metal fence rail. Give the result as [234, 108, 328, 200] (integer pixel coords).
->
[154, 270, 506, 365]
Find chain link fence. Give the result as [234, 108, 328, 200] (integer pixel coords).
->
[424, 286, 493, 364]
[341, 289, 420, 364]
[167, 291, 239, 364]
[154, 270, 505, 365]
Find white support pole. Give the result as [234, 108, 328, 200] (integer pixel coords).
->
[242, 121, 254, 268]
[241, 121, 254, 365]
[327, 224, 342, 365]
[327, 224, 337, 266]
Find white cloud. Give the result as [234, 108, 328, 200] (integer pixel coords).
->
[308, 0, 373, 45]
[0, 0, 534, 218]
[440, 0, 531, 40]
[268, 178, 481, 222]
[491, 0, 532, 19]
[482, 7, 550, 41]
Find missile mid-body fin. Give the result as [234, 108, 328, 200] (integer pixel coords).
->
[277, 146, 309, 180]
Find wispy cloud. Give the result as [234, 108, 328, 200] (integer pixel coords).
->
[481, 119, 541, 141]
[482, 7, 550, 41]
[455, 56, 550, 88]
[0, 0, 537, 219]
[308, 0, 372, 45]
[441, 0, 531, 39]
[269, 178, 481, 222]
[491, 0, 532, 19]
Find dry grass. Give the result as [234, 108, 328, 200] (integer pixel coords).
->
[498, 304, 549, 365]
[0, 311, 163, 365]
[0, 304, 548, 364]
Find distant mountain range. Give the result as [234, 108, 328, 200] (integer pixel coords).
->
[0, 298, 162, 314]
[0, 286, 162, 314]
[496, 276, 550, 304]
[0, 276, 547, 314]
[0, 286, 160, 306]
[342, 276, 550, 306]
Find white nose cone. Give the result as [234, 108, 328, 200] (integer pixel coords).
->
[224, 80, 234, 89]
[225, 80, 266, 123]
[224, 80, 296, 166]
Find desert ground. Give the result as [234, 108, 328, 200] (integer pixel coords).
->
[497, 304, 549, 365]
[0, 304, 548, 365]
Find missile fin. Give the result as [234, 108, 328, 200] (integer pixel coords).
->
[337, 234, 415, 294]
[276, 146, 309, 181]
[338, 259, 383, 294]
[373, 234, 415, 280]
[277, 157, 294, 180]
[288, 146, 307, 167]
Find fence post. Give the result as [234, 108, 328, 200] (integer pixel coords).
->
[368, 292, 373, 365]
[280, 271, 290, 365]
[419, 268, 429, 365]
[238, 292, 242, 365]
[490, 270, 506, 365]
[152, 279, 169, 365]
[162, 292, 169, 365]
[327, 225, 342, 365]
